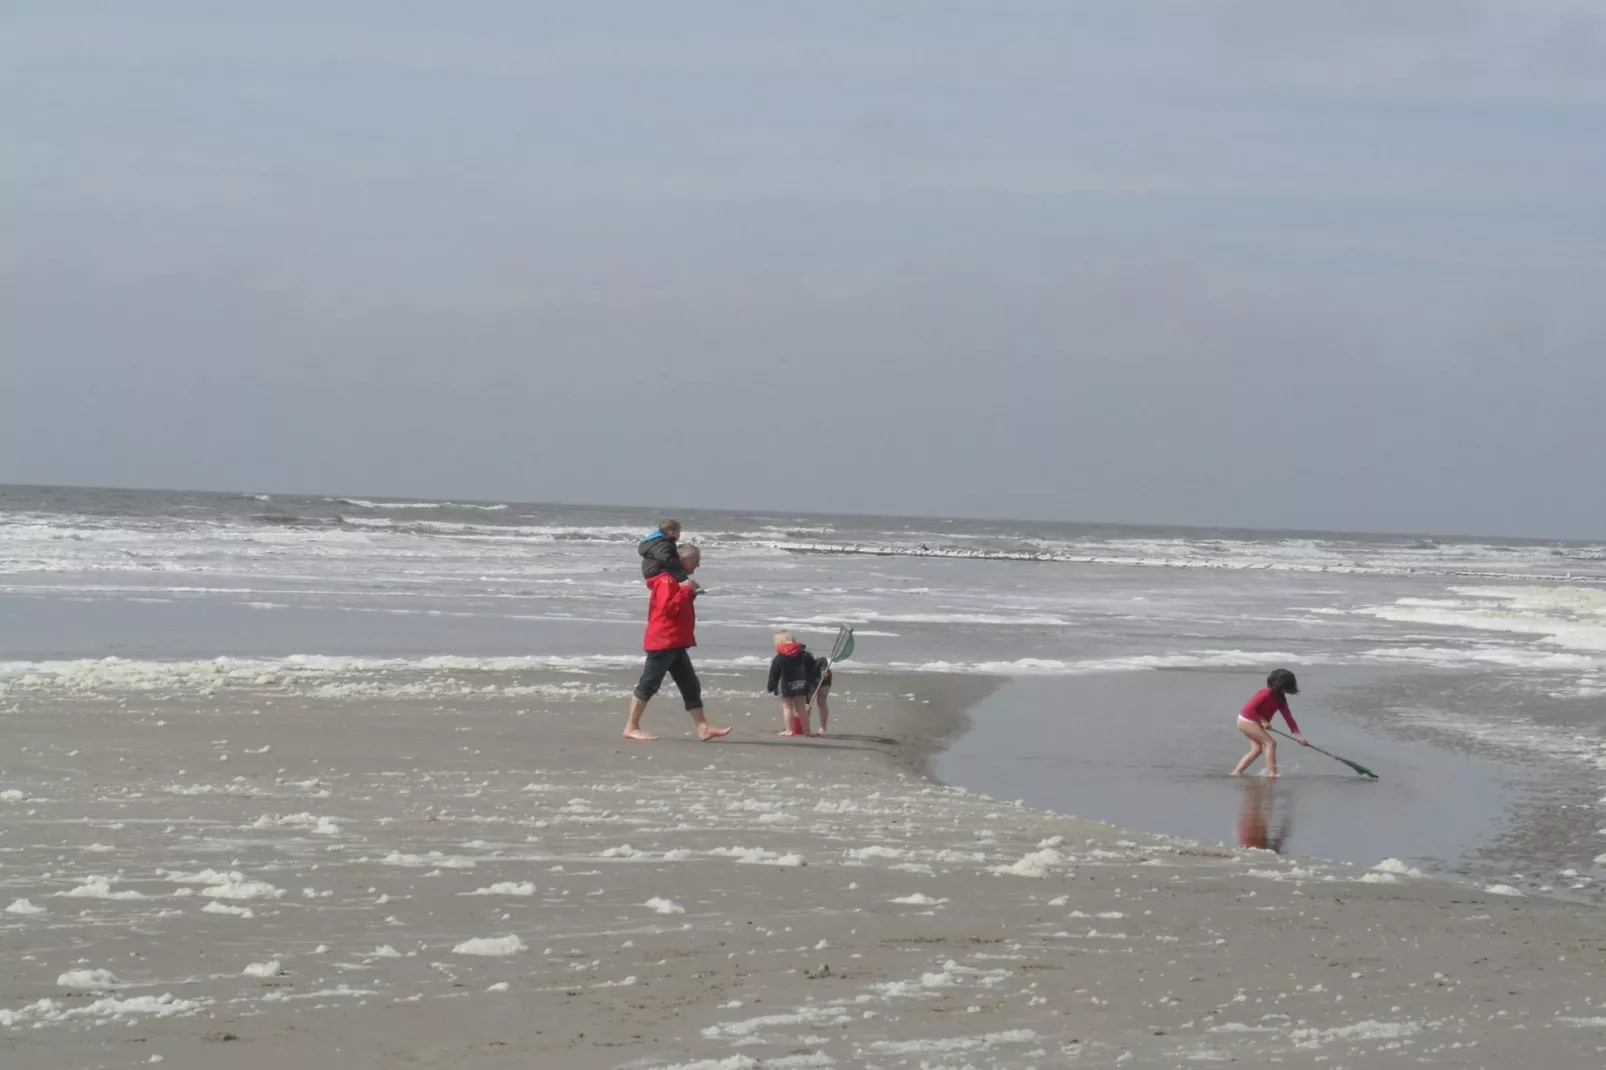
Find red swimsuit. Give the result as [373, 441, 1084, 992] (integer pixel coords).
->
[1238, 688, 1300, 734]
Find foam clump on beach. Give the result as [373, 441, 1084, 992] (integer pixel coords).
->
[383, 850, 476, 869]
[992, 848, 1065, 878]
[242, 960, 284, 978]
[0, 993, 201, 1029]
[464, 882, 536, 897]
[1373, 858, 1425, 878]
[1484, 883, 1526, 896]
[709, 846, 804, 867]
[201, 901, 254, 917]
[6, 898, 47, 915]
[251, 813, 341, 836]
[201, 876, 284, 900]
[57, 969, 123, 990]
[451, 935, 527, 957]
[645, 897, 686, 915]
[1288, 1019, 1422, 1048]
[60, 876, 147, 900]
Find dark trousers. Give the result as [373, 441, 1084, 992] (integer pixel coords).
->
[634, 647, 702, 710]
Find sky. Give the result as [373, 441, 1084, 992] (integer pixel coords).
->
[3, 1, 1604, 537]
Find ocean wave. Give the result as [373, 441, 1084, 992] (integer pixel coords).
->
[1357, 585, 1606, 653]
[0, 654, 768, 696]
[887, 651, 1313, 675]
[332, 499, 508, 511]
[790, 611, 1073, 627]
[770, 541, 1606, 583]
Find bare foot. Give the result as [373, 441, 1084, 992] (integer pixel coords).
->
[697, 724, 731, 741]
[622, 728, 658, 741]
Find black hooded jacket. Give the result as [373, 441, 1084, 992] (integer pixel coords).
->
[639, 531, 687, 582]
[766, 644, 820, 697]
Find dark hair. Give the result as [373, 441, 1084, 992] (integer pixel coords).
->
[660, 518, 682, 537]
[1267, 668, 1299, 695]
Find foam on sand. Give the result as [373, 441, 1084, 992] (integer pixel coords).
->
[242, 960, 284, 978]
[708, 846, 804, 867]
[57, 969, 124, 990]
[0, 993, 201, 1028]
[201, 901, 254, 918]
[6, 898, 47, 915]
[200, 875, 285, 900]
[464, 882, 536, 897]
[645, 897, 686, 915]
[992, 847, 1065, 878]
[452, 935, 527, 956]
[59, 876, 148, 900]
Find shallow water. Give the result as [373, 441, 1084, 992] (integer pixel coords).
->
[938, 667, 1604, 902]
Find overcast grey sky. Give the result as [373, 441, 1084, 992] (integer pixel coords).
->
[3, 1, 1603, 536]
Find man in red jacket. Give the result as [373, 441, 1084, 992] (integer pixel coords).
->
[623, 545, 730, 742]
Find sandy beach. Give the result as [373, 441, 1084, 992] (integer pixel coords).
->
[3, 664, 1605, 1069]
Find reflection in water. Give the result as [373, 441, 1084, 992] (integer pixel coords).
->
[1237, 777, 1294, 853]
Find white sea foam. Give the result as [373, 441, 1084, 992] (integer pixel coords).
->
[452, 935, 527, 956]
[993, 848, 1066, 878]
[57, 969, 124, 990]
[1359, 585, 1606, 653]
[201, 902, 254, 918]
[708, 847, 804, 867]
[1289, 1019, 1421, 1047]
[251, 813, 341, 835]
[464, 882, 536, 897]
[5, 899, 46, 915]
[645, 897, 686, 915]
[242, 960, 283, 978]
[60, 876, 147, 900]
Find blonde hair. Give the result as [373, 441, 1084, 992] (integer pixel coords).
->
[772, 629, 794, 645]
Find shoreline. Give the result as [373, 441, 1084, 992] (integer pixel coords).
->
[4, 667, 1606, 1067]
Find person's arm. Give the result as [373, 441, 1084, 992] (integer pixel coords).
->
[1278, 697, 1307, 742]
[766, 656, 782, 695]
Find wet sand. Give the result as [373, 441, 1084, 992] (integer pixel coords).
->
[3, 666, 1606, 1068]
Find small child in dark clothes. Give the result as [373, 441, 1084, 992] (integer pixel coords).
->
[766, 629, 820, 736]
[639, 519, 688, 584]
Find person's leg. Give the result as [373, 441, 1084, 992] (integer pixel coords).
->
[667, 649, 728, 741]
[815, 688, 830, 734]
[1231, 718, 1272, 776]
[779, 697, 795, 734]
[624, 651, 671, 740]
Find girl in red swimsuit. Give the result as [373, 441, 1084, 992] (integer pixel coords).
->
[1232, 669, 1309, 778]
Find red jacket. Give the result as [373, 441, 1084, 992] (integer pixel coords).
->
[642, 573, 696, 651]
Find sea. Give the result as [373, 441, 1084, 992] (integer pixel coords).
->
[2, 485, 1603, 899]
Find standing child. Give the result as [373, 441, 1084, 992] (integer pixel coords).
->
[1232, 669, 1309, 778]
[766, 630, 819, 736]
[812, 657, 833, 734]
